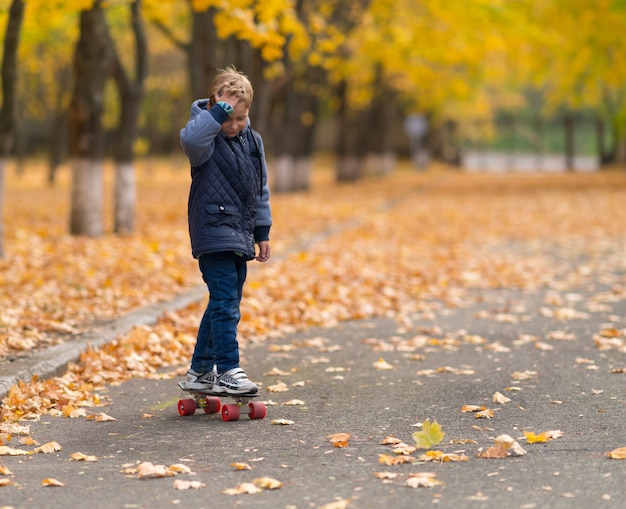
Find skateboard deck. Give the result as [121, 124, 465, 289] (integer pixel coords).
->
[177, 381, 266, 421]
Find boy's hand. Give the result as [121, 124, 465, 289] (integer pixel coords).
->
[256, 241, 271, 263]
[215, 82, 244, 109]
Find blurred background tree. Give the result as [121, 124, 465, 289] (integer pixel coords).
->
[0, 0, 624, 243]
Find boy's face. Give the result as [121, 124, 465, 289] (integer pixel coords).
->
[221, 102, 249, 138]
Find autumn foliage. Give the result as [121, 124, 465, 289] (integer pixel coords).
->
[1, 159, 625, 420]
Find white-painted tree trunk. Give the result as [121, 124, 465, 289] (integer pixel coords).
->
[364, 151, 396, 176]
[273, 154, 294, 193]
[336, 155, 361, 182]
[70, 158, 104, 237]
[294, 156, 312, 190]
[114, 161, 136, 234]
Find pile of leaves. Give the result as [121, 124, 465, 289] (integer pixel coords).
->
[1, 162, 626, 423]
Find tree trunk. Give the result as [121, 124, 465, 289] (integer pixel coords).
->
[47, 66, 72, 185]
[563, 114, 575, 171]
[0, 158, 5, 258]
[68, 2, 112, 236]
[111, 0, 148, 234]
[70, 158, 104, 236]
[270, 68, 319, 192]
[336, 88, 368, 183]
[0, 0, 25, 258]
[114, 162, 136, 233]
[362, 75, 396, 177]
[189, 7, 219, 99]
[47, 110, 68, 185]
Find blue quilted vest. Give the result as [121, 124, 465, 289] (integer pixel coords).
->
[187, 128, 262, 260]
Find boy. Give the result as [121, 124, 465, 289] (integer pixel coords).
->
[179, 67, 272, 395]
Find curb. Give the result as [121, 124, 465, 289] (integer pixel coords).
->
[0, 285, 207, 399]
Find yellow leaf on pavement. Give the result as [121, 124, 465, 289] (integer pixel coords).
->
[524, 430, 563, 443]
[413, 419, 445, 449]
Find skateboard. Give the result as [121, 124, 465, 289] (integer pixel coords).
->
[177, 381, 266, 421]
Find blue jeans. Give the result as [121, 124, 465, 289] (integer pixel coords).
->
[191, 252, 247, 374]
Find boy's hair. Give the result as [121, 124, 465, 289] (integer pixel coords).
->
[208, 66, 253, 108]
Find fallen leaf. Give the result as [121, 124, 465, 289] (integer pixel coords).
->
[70, 452, 97, 462]
[42, 478, 66, 487]
[271, 419, 294, 425]
[412, 419, 445, 449]
[418, 450, 469, 462]
[95, 412, 117, 422]
[34, 441, 62, 454]
[461, 405, 486, 413]
[168, 463, 192, 474]
[405, 472, 442, 488]
[0, 478, 13, 486]
[495, 434, 527, 455]
[393, 445, 417, 455]
[374, 472, 399, 480]
[253, 477, 283, 490]
[0, 446, 30, 456]
[524, 430, 563, 443]
[372, 358, 394, 370]
[381, 436, 404, 445]
[263, 367, 292, 376]
[475, 409, 495, 419]
[282, 399, 305, 406]
[267, 382, 289, 393]
[607, 447, 626, 459]
[511, 370, 537, 381]
[378, 454, 416, 465]
[493, 392, 511, 404]
[173, 479, 205, 490]
[477, 446, 509, 459]
[222, 482, 262, 495]
[318, 500, 351, 509]
[231, 462, 252, 471]
[327, 433, 350, 448]
[136, 462, 175, 479]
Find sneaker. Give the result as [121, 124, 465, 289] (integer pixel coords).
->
[213, 367, 258, 395]
[186, 368, 217, 390]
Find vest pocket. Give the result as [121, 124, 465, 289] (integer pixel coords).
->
[205, 203, 239, 228]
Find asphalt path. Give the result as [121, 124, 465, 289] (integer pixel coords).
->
[1, 278, 624, 509]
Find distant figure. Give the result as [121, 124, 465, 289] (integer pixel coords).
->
[179, 67, 272, 395]
[404, 114, 429, 169]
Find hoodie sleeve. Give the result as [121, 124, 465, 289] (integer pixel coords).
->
[179, 99, 230, 167]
